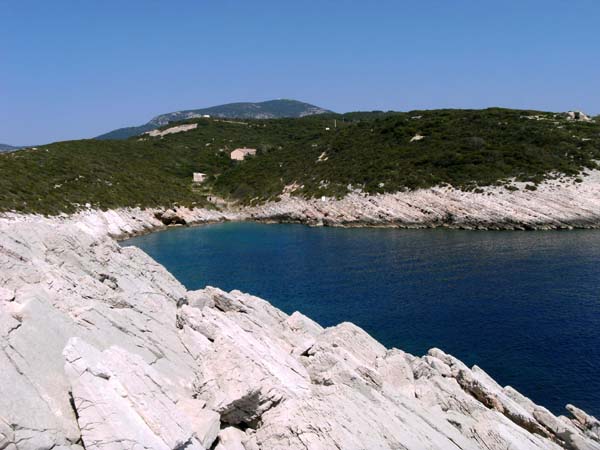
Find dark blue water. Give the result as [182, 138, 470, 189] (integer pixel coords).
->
[122, 223, 600, 417]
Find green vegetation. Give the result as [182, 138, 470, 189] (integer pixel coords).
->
[2, 108, 599, 215]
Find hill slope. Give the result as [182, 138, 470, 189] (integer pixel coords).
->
[1, 108, 599, 216]
[96, 99, 332, 140]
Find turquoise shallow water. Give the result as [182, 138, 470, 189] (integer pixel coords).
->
[123, 223, 600, 416]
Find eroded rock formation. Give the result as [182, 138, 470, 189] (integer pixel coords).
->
[1, 212, 600, 449]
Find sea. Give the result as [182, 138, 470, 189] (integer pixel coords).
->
[122, 222, 600, 416]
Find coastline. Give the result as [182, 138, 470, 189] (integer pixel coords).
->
[1, 206, 600, 449]
[2, 169, 600, 239]
[139, 169, 600, 233]
[241, 171, 600, 230]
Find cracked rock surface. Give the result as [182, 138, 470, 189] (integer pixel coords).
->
[1, 211, 600, 449]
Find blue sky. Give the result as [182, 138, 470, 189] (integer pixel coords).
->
[1, 0, 599, 144]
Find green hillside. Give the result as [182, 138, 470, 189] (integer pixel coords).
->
[2, 108, 599, 215]
[95, 124, 156, 141]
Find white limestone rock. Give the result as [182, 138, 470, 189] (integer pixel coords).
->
[567, 404, 600, 442]
[177, 303, 310, 426]
[0, 416, 15, 450]
[146, 123, 198, 137]
[214, 427, 248, 450]
[376, 348, 416, 398]
[63, 337, 204, 450]
[186, 289, 216, 309]
[1, 211, 600, 449]
[0, 287, 14, 302]
[286, 310, 324, 355]
[178, 398, 221, 449]
[244, 170, 600, 230]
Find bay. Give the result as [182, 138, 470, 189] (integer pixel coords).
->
[123, 223, 600, 416]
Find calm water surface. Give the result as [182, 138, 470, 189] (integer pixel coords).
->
[123, 223, 600, 416]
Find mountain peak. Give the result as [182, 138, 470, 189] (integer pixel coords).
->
[97, 99, 332, 140]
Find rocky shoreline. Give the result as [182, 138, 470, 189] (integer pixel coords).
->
[1, 206, 600, 450]
[2, 169, 599, 236]
[160, 170, 600, 231]
[241, 171, 600, 230]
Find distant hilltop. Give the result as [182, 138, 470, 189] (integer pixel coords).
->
[0, 143, 20, 153]
[96, 99, 332, 140]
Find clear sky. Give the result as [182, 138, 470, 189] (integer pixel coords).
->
[1, 0, 599, 144]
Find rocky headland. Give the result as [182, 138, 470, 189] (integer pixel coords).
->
[1, 200, 600, 450]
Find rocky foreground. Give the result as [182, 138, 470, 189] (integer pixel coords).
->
[1, 210, 600, 450]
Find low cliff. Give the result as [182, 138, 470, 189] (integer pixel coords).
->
[242, 170, 600, 230]
[68, 168, 600, 232]
[116, 169, 600, 231]
[1, 212, 599, 450]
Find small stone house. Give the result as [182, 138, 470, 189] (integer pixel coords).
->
[230, 148, 257, 161]
[566, 111, 592, 122]
[193, 172, 207, 183]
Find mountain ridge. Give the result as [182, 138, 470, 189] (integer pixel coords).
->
[0, 143, 19, 153]
[96, 99, 332, 140]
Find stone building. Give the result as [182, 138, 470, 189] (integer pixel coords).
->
[193, 172, 207, 183]
[566, 111, 593, 122]
[230, 148, 257, 161]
